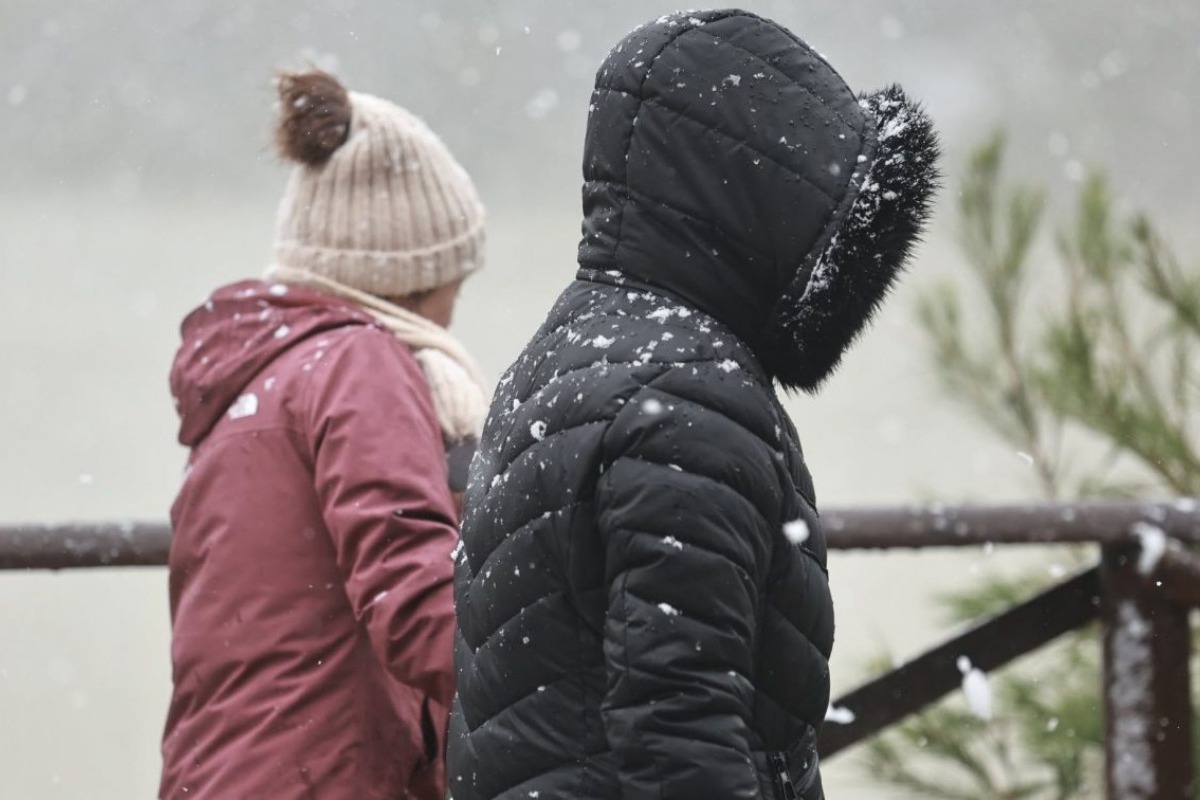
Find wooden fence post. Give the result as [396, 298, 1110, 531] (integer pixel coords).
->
[1101, 543, 1195, 800]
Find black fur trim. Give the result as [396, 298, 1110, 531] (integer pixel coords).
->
[761, 85, 941, 392]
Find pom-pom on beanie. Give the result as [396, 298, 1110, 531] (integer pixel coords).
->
[271, 70, 485, 298]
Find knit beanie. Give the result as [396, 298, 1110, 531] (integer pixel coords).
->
[272, 71, 485, 297]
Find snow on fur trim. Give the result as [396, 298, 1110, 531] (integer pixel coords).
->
[763, 84, 940, 393]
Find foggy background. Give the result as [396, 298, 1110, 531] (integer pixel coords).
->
[1, 0, 1198, 796]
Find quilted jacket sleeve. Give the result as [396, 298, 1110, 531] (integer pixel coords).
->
[306, 326, 459, 709]
[596, 380, 781, 799]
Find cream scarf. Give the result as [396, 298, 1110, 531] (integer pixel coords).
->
[265, 264, 489, 443]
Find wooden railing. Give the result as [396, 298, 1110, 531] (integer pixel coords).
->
[818, 501, 1200, 800]
[3, 500, 1198, 798]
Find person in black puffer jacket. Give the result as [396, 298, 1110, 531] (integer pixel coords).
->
[451, 9, 939, 800]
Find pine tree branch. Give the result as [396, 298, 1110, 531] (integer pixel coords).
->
[872, 133, 1199, 800]
[1135, 215, 1200, 339]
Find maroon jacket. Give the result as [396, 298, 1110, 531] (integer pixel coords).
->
[161, 280, 458, 800]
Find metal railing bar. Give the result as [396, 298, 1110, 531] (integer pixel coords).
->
[822, 500, 1200, 550]
[0, 521, 170, 570]
[3, 501, 1199, 570]
[1150, 540, 1200, 609]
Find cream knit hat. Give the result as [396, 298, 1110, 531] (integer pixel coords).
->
[272, 73, 485, 297]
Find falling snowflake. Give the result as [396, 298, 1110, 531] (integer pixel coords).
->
[783, 519, 810, 544]
[825, 705, 856, 724]
[957, 656, 992, 720]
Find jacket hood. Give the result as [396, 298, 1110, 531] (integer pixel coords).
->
[576, 9, 939, 391]
[170, 280, 374, 446]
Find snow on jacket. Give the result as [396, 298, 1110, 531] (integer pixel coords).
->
[161, 279, 459, 800]
[450, 9, 938, 800]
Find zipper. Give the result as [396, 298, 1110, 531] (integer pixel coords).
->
[769, 752, 798, 800]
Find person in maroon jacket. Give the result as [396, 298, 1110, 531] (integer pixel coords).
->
[160, 71, 488, 800]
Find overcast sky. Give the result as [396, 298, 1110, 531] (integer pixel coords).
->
[4, 0, 1198, 219]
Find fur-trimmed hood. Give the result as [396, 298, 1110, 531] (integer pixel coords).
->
[576, 9, 939, 391]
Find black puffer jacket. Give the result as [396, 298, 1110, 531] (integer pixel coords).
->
[451, 9, 938, 800]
